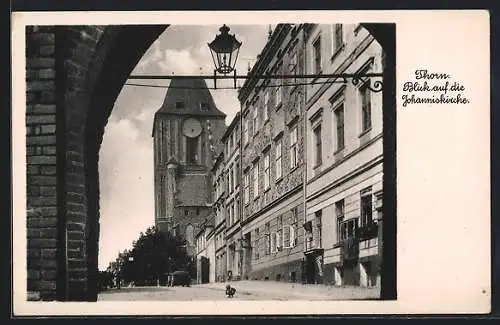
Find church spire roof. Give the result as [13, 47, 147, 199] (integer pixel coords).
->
[156, 78, 226, 117]
[152, 77, 226, 137]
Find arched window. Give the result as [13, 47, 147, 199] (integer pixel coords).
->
[185, 224, 194, 245]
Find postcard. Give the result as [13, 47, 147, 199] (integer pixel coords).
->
[11, 10, 490, 315]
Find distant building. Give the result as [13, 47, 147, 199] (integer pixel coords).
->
[195, 217, 215, 284]
[152, 78, 226, 256]
[303, 24, 384, 286]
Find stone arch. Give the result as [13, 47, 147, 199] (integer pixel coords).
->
[59, 25, 168, 301]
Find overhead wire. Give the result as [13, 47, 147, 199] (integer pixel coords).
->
[124, 78, 354, 90]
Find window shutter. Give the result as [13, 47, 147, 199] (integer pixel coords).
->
[276, 230, 282, 251]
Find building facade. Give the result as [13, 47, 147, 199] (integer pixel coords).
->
[170, 24, 384, 287]
[152, 78, 226, 256]
[304, 24, 384, 286]
[211, 149, 227, 282]
[221, 112, 242, 281]
[237, 24, 307, 282]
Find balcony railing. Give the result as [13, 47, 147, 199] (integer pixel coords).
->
[341, 236, 359, 260]
[357, 222, 379, 242]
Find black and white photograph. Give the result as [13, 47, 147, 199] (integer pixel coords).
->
[12, 10, 490, 315]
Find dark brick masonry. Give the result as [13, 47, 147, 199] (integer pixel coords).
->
[26, 26, 58, 301]
[25, 25, 167, 301]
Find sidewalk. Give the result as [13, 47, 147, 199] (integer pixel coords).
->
[195, 280, 380, 300]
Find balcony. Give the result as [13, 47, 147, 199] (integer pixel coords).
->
[341, 236, 359, 261]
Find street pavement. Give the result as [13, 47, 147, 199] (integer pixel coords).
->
[98, 280, 380, 301]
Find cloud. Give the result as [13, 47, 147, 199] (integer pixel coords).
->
[98, 119, 155, 269]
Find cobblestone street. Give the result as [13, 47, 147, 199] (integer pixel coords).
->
[98, 281, 380, 301]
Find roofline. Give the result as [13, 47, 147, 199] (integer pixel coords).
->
[237, 24, 291, 102]
[211, 150, 225, 172]
[220, 111, 241, 142]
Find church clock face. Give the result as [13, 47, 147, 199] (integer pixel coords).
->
[182, 118, 202, 138]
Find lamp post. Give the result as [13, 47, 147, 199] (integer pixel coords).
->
[208, 24, 242, 89]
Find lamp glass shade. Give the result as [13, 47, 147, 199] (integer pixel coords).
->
[208, 25, 242, 74]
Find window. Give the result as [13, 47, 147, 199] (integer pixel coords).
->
[227, 205, 232, 225]
[176, 101, 184, 109]
[243, 172, 250, 205]
[289, 51, 298, 83]
[186, 224, 194, 246]
[252, 161, 259, 198]
[234, 163, 239, 188]
[334, 104, 345, 150]
[186, 136, 199, 164]
[254, 228, 260, 260]
[271, 232, 277, 253]
[231, 203, 236, 225]
[275, 62, 283, 107]
[263, 151, 270, 191]
[290, 207, 298, 247]
[277, 216, 283, 251]
[335, 200, 345, 242]
[360, 82, 372, 132]
[313, 36, 322, 74]
[263, 91, 270, 121]
[235, 198, 240, 222]
[275, 85, 282, 108]
[348, 218, 359, 238]
[290, 126, 298, 169]
[313, 125, 322, 167]
[314, 211, 322, 248]
[275, 139, 282, 180]
[332, 24, 343, 54]
[265, 223, 271, 255]
[361, 188, 373, 226]
[243, 117, 249, 145]
[283, 219, 290, 248]
[305, 221, 313, 251]
[253, 105, 260, 134]
[228, 164, 233, 192]
[200, 102, 209, 111]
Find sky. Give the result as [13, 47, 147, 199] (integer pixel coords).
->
[98, 25, 271, 270]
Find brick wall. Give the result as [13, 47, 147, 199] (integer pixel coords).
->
[25, 26, 59, 300]
[25, 25, 168, 301]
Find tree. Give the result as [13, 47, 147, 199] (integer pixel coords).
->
[109, 226, 195, 286]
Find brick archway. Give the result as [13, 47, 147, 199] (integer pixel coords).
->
[26, 25, 168, 301]
[26, 23, 394, 301]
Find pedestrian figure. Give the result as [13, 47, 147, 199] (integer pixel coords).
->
[225, 284, 236, 298]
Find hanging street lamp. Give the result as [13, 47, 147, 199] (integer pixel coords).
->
[129, 24, 383, 93]
[207, 24, 242, 89]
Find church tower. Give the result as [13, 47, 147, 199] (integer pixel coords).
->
[152, 78, 226, 255]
